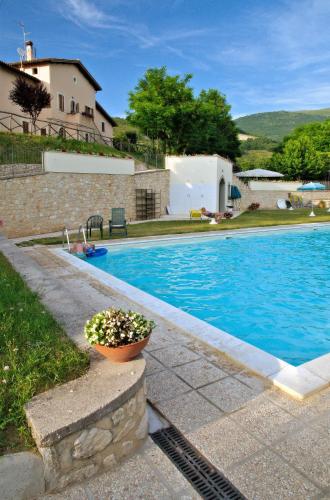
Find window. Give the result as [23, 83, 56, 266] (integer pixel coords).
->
[58, 94, 65, 112]
[32, 67, 38, 75]
[70, 100, 76, 113]
[40, 128, 47, 136]
[73, 76, 77, 84]
[101, 122, 105, 133]
[22, 121, 29, 134]
[83, 106, 93, 118]
[75, 102, 79, 113]
[85, 133, 89, 142]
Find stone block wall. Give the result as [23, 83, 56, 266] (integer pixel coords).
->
[233, 175, 330, 209]
[0, 163, 44, 179]
[0, 169, 169, 237]
[134, 169, 170, 216]
[40, 383, 148, 492]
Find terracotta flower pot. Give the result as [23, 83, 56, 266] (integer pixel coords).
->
[94, 335, 150, 363]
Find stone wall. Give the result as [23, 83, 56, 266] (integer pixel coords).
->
[0, 169, 169, 237]
[24, 356, 148, 493]
[39, 383, 147, 492]
[233, 175, 330, 209]
[135, 169, 170, 216]
[0, 163, 44, 179]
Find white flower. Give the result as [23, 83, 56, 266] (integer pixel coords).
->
[3, 366, 9, 371]
[2, 379, 7, 384]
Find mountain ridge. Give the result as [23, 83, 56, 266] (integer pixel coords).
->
[235, 108, 330, 141]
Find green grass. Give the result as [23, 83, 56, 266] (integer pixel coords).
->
[0, 132, 127, 164]
[0, 252, 89, 454]
[17, 210, 330, 247]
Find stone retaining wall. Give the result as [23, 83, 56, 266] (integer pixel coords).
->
[0, 169, 169, 237]
[234, 175, 330, 209]
[0, 163, 44, 179]
[25, 357, 147, 493]
[39, 384, 147, 492]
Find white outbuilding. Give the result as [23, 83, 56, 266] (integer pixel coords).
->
[165, 155, 233, 215]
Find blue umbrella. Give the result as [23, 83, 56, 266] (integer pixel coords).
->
[297, 182, 326, 217]
[297, 182, 326, 191]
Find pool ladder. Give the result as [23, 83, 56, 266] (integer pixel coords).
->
[62, 225, 87, 252]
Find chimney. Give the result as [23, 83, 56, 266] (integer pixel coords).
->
[25, 40, 34, 61]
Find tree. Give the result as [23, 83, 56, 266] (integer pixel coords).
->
[183, 89, 240, 159]
[271, 119, 330, 179]
[128, 67, 194, 153]
[9, 76, 51, 133]
[237, 150, 273, 171]
[128, 67, 240, 159]
[271, 136, 326, 180]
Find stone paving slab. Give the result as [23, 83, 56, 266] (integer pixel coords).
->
[5, 244, 329, 500]
[187, 417, 265, 473]
[198, 376, 258, 413]
[225, 448, 321, 500]
[173, 357, 227, 389]
[147, 370, 191, 403]
[156, 390, 223, 434]
[274, 423, 330, 489]
[150, 345, 201, 367]
[229, 394, 303, 445]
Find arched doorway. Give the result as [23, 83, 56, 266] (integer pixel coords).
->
[219, 177, 226, 211]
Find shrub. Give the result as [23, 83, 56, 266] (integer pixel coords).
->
[84, 308, 155, 348]
[223, 212, 233, 219]
[248, 202, 260, 211]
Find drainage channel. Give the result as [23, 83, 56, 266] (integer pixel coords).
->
[150, 424, 246, 500]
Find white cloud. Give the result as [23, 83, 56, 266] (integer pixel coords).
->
[58, 0, 212, 59]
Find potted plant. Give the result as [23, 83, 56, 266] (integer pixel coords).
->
[84, 308, 155, 363]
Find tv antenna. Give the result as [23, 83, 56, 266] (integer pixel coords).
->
[17, 47, 25, 69]
[19, 21, 30, 47]
[17, 22, 31, 68]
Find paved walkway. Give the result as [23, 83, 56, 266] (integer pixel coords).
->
[4, 242, 330, 499]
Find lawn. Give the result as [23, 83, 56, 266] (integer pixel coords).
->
[18, 209, 330, 246]
[0, 131, 127, 164]
[0, 252, 89, 454]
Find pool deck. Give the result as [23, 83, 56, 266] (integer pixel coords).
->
[55, 223, 330, 400]
[1, 233, 329, 499]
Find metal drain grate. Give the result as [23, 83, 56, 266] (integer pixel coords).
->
[151, 426, 245, 500]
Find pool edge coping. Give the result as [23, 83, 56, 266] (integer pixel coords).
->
[53, 223, 330, 399]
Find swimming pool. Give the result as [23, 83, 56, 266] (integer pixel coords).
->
[86, 226, 330, 367]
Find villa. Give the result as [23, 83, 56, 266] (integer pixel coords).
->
[1, 37, 330, 500]
[0, 41, 116, 143]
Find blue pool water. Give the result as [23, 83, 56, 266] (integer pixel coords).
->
[88, 227, 330, 365]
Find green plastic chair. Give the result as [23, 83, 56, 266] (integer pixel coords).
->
[109, 208, 127, 237]
[86, 215, 103, 239]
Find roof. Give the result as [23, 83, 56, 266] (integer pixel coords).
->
[95, 101, 117, 127]
[0, 60, 40, 83]
[10, 58, 102, 91]
[236, 168, 284, 178]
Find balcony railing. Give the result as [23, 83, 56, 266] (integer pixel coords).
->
[0, 110, 113, 146]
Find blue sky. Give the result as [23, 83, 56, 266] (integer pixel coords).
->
[1, 0, 330, 118]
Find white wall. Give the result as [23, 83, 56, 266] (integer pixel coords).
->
[165, 155, 233, 214]
[249, 180, 302, 191]
[44, 151, 134, 175]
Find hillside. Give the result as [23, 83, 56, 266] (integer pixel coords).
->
[113, 116, 140, 138]
[235, 108, 330, 141]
